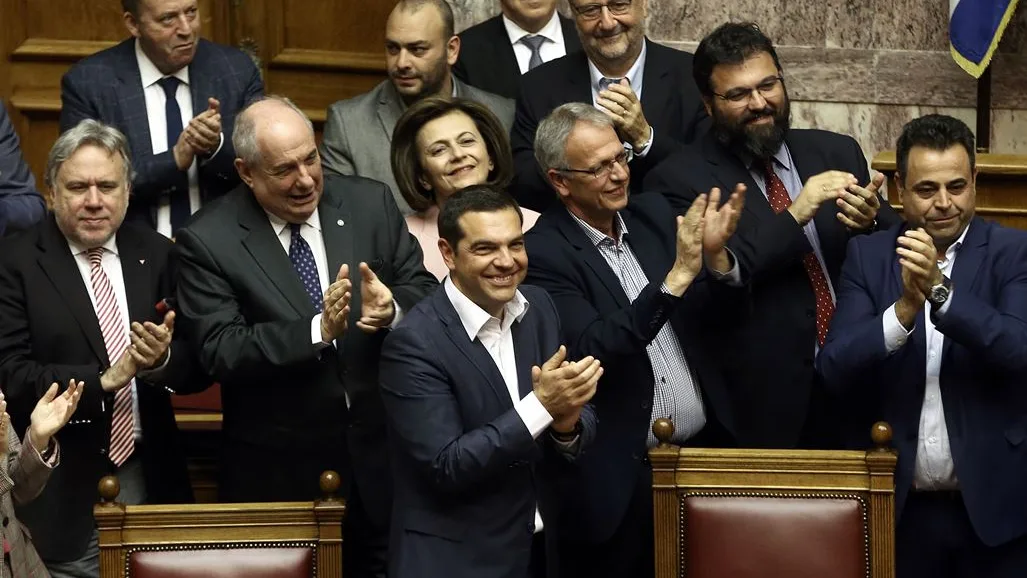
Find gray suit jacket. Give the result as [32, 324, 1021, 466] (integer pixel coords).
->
[0, 425, 57, 578]
[320, 78, 514, 215]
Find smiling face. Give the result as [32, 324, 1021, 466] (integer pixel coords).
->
[50, 144, 130, 249]
[415, 110, 494, 204]
[897, 144, 977, 255]
[124, 0, 200, 75]
[705, 51, 790, 160]
[235, 101, 323, 224]
[440, 207, 527, 318]
[547, 120, 629, 233]
[571, 0, 647, 67]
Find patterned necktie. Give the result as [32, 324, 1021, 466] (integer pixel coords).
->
[520, 35, 546, 71]
[157, 76, 191, 233]
[761, 160, 836, 346]
[288, 224, 324, 312]
[599, 76, 628, 92]
[87, 248, 135, 466]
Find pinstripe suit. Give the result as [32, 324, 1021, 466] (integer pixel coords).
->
[0, 423, 58, 578]
[59, 38, 264, 229]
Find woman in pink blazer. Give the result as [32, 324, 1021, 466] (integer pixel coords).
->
[391, 97, 538, 280]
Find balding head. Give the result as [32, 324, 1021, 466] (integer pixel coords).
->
[233, 96, 323, 223]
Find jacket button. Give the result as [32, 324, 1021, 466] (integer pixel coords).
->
[100, 448, 108, 456]
[641, 401, 651, 410]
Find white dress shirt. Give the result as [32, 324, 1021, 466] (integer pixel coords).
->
[587, 40, 653, 157]
[502, 11, 568, 74]
[68, 236, 145, 441]
[444, 277, 552, 532]
[136, 40, 222, 238]
[266, 209, 331, 346]
[881, 223, 970, 490]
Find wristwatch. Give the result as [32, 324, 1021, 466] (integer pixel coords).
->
[928, 275, 953, 309]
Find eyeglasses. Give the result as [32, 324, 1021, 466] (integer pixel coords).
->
[571, 0, 633, 20]
[558, 149, 633, 180]
[711, 76, 784, 106]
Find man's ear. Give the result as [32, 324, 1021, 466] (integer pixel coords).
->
[546, 169, 571, 200]
[439, 238, 457, 271]
[446, 35, 461, 67]
[235, 158, 254, 189]
[123, 11, 141, 38]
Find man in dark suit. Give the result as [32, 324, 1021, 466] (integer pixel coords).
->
[0, 120, 206, 578]
[0, 100, 45, 236]
[60, 0, 263, 237]
[819, 115, 1027, 578]
[454, 0, 582, 99]
[510, 0, 707, 212]
[644, 22, 900, 449]
[381, 185, 600, 578]
[174, 97, 437, 578]
[524, 103, 741, 578]
[321, 0, 513, 216]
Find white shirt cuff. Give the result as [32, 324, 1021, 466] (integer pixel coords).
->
[882, 303, 913, 353]
[199, 133, 225, 165]
[311, 314, 331, 350]
[710, 248, 743, 287]
[516, 392, 554, 439]
[389, 299, 404, 329]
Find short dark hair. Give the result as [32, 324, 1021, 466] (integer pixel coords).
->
[395, 0, 455, 39]
[122, 0, 139, 16]
[895, 114, 976, 179]
[437, 185, 523, 250]
[391, 97, 513, 213]
[692, 22, 783, 98]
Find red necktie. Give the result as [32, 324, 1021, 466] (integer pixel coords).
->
[762, 161, 836, 346]
[87, 248, 135, 466]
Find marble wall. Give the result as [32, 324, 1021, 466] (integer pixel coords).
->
[448, 0, 1027, 165]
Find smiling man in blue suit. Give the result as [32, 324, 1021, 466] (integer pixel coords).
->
[380, 185, 600, 578]
[818, 114, 1027, 578]
[59, 0, 263, 238]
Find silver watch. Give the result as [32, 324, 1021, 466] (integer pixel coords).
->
[928, 275, 952, 307]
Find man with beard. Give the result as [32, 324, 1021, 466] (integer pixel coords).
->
[645, 22, 901, 449]
[510, 0, 707, 212]
[321, 0, 514, 216]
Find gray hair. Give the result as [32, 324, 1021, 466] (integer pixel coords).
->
[533, 102, 615, 173]
[46, 119, 133, 189]
[233, 95, 313, 166]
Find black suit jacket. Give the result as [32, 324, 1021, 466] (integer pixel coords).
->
[524, 194, 735, 542]
[380, 284, 596, 578]
[0, 217, 204, 562]
[510, 40, 707, 212]
[173, 175, 437, 524]
[644, 129, 902, 448]
[59, 38, 264, 229]
[453, 14, 582, 99]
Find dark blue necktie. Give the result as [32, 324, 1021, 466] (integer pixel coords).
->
[288, 223, 324, 312]
[598, 76, 627, 92]
[157, 76, 191, 233]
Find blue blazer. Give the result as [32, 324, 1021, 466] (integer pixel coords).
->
[524, 194, 736, 543]
[59, 38, 263, 229]
[817, 217, 1027, 547]
[380, 284, 597, 578]
[0, 100, 44, 236]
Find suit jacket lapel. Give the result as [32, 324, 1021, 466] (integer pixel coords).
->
[639, 39, 671, 121]
[560, 15, 583, 52]
[114, 42, 154, 166]
[36, 218, 108, 363]
[487, 16, 521, 86]
[553, 209, 630, 308]
[622, 207, 669, 285]
[566, 52, 594, 105]
[377, 82, 405, 145]
[941, 218, 986, 361]
[787, 132, 842, 252]
[318, 194, 354, 293]
[115, 229, 153, 325]
[512, 315, 537, 399]
[188, 40, 214, 127]
[433, 290, 512, 409]
[701, 133, 769, 222]
[237, 191, 313, 317]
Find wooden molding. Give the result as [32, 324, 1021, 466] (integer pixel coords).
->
[269, 48, 385, 72]
[7, 94, 61, 113]
[12, 38, 115, 61]
[873, 150, 1027, 176]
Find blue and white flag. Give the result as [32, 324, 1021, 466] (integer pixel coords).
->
[950, 0, 1021, 78]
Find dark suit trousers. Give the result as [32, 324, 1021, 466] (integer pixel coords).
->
[898, 491, 1027, 578]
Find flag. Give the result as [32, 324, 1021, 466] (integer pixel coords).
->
[949, 0, 1021, 78]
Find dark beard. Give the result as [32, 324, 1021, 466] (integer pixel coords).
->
[712, 100, 791, 161]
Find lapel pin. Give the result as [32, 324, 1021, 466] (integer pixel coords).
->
[139, 259, 146, 264]
[337, 219, 345, 226]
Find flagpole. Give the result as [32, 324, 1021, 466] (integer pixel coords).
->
[976, 65, 992, 153]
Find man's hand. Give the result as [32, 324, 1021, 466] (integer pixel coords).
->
[837, 171, 885, 230]
[789, 171, 858, 225]
[896, 228, 943, 293]
[28, 379, 84, 452]
[172, 130, 196, 171]
[184, 98, 222, 155]
[532, 346, 603, 432]
[321, 264, 352, 343]
[702, 184, 745, 272]
[665, 194, 707, 296]
[356, 262, 396, 334]
[0, 396, 9, 456]
[129, 310, 175, 370]
[596, 80, 652, 150]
